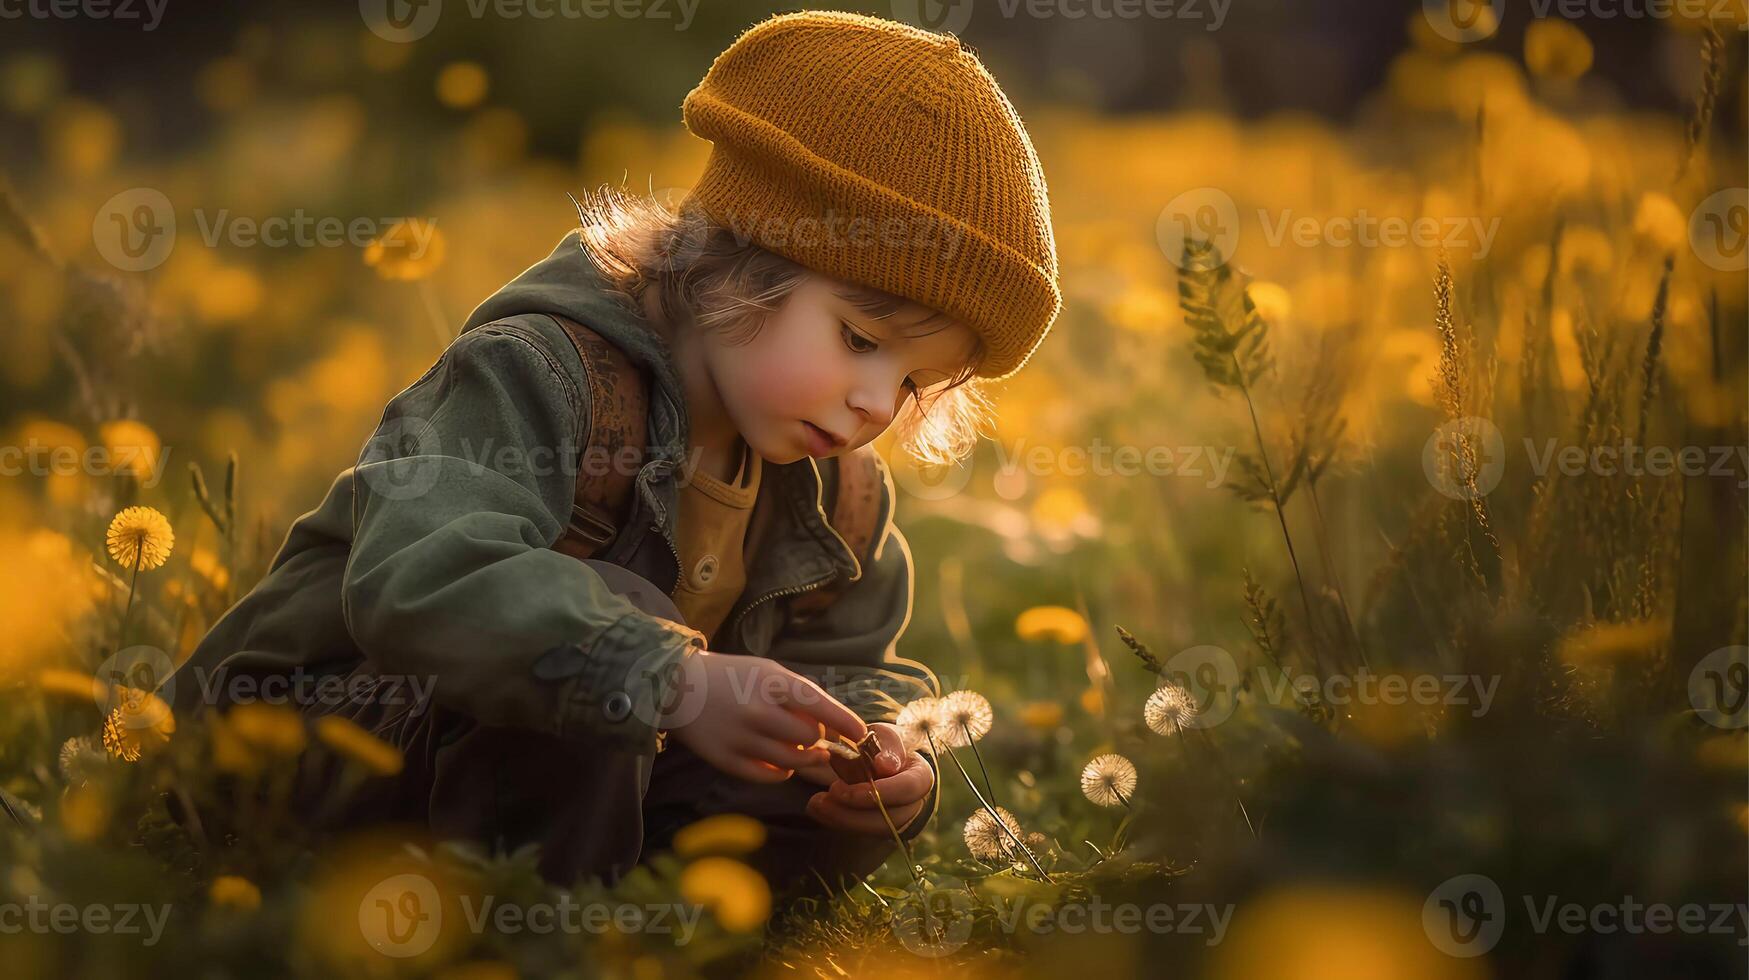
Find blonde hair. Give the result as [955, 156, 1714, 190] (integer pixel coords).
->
[571, 185, 993, 466]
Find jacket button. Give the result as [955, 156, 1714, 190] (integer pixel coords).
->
[693, 554, 719, 587]
[603, 691, 633, 722]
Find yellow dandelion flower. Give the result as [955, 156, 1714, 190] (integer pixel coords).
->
[936, 689, 994, 748]
[962, 806, 1023, 862]
[1524, 19, 1593, 81]
[1080, 753, 1138, 808]
[313, 715, 404, 776]
[1144, 684, 1199, 736]
[224, 703, 308, 757]
[364, 218, 448, 281]
[679, 857, 771, 933]
[1015, 605, 1090, 645]
[673, 814, 766, 858]
[102, 687, 175, 762]
[1018, 700, 1064, 732]
[106, 506, 174, 571]
[209, 875, 262, 910]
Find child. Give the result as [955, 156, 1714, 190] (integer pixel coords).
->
[172, 10, 1060, 898]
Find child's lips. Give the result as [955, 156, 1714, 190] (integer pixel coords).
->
[801, 421, 844, 454]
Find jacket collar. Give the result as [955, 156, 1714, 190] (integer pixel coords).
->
[464, 231, 859, 592]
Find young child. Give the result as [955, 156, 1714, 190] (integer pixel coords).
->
[172, 10, 1060, 899]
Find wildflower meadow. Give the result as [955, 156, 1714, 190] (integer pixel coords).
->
[1, 3, 1746, 978]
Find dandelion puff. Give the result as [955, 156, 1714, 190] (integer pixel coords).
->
[1080, 753, 1138, 807]
[937, 689, 993, 748]
[106, 506, 174, 570]
[1144, 684, 1199, 736]
[962, 805, 1023, 861]
[895, 697, 945, 753]
[58, 735, 106, 783]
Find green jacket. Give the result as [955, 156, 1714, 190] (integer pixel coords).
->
[173, 231, 940, 827]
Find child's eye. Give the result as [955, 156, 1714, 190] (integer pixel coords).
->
[840, 322, 878, 354]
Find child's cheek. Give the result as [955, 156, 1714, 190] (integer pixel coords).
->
[746, 332, 841, 419]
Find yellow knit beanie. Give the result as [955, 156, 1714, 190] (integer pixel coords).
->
[681, 10, 1060, 380]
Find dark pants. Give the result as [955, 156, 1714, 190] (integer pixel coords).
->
[287, 664, 898, 901]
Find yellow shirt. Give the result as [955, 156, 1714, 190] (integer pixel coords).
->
[670, 439, 762, 646]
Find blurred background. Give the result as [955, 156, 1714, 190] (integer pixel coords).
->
[0, 1, 1746, 976]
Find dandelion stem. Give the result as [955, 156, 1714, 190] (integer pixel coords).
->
[117, 549, 143, 648]
[928, 732, 1051, 882]
[962, 722, 1000, 809]
[1193, 727, 1256, 839]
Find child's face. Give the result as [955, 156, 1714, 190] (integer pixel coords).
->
[706, 273, 977, 464]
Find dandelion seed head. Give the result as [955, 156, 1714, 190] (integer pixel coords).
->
[938, 689, 993, 748]
[962, 805, 1023, 861]
[1080, 753, 1138, 807]
[1145, 683, 1199, 735]
[895, 697, 945, 752]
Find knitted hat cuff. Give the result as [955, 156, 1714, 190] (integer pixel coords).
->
[682, 91, 1059, 380]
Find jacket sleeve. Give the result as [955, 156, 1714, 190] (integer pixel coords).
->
[763, 458, 942, 840]
[342, 322, 703, 754]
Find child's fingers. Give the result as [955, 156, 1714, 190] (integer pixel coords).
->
[805, 792, 924, 836]
[742, 737, 829, 772]
[751, 706, 823, 748]
[776, 674, 867, 743]
[827, 753, 933, 809]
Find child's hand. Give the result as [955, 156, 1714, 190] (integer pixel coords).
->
[798, 723, 935, 836]
[668, 651, 867, 784]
